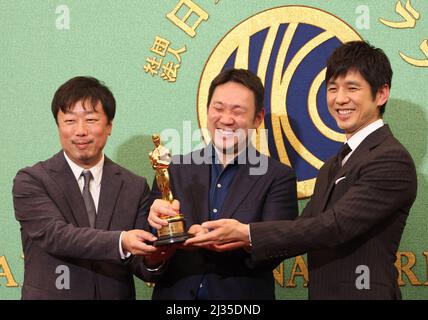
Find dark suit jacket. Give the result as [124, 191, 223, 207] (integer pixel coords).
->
[250, 125, 417, 299]
[13, 151, 152, 299]
[149, 145, 298, 300]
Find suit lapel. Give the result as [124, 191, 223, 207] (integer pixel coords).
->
[96, 157, 122, 230]
[220, 154, 262, 219]
[319, 125, 392, 210]
[188, 165, 210, 224]
[187, 147, 211, 224]
[47, 151, 91, 227]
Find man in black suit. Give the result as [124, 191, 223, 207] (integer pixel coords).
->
[187, 41, 418, 299]
[13, 76, 162, 299]
[146, 69, 298, 299]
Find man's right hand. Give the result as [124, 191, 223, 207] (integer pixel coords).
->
[144, 245, 176, 269]
[121, 229, 158, 256]
[148, 199, 180, 229]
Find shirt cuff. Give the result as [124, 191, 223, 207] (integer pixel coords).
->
[144, 259, 166, 272]
[248, 224, 253, 247]
[119, 231, 132, 260]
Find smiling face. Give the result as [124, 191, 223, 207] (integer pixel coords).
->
[57, 99, 112, 168]
[327, 70, 389, 139]
[207, 81, 264, 155]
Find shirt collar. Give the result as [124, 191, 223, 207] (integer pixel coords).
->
[63, 151, 104, 187]
[211, 143, 247, 167]
[346, 119, 384, 152]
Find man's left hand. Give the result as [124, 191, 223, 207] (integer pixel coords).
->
[184, 219, 250, 252]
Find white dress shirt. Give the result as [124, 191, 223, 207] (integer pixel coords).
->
[64, 152, 103, 212]
[342, 119, 384, 165]
[63, 152, 129, 259]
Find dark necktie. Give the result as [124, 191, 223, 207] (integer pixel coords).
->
[81, 170, 96, 228]
[337, 143, 352, 166]
[329, 143, 352, 183]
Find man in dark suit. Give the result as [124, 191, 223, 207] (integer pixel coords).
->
[12, 76, 162, 299]
[187, 41, 418, 299]
[146, 69, 298, 299]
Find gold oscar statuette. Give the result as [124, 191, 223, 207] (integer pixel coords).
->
[149, 134, 193, 246]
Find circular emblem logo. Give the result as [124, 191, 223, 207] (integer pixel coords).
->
[197, 6, 362, 198]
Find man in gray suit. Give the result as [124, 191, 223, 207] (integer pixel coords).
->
[187, 41, 418, 299]
[13, 76, 161, 299]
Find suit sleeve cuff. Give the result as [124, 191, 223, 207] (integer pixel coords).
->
[144, 259, 167, 272]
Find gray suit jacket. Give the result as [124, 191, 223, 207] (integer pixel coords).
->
[13, 151, 152, 299]
[250, 125, 417, 299]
